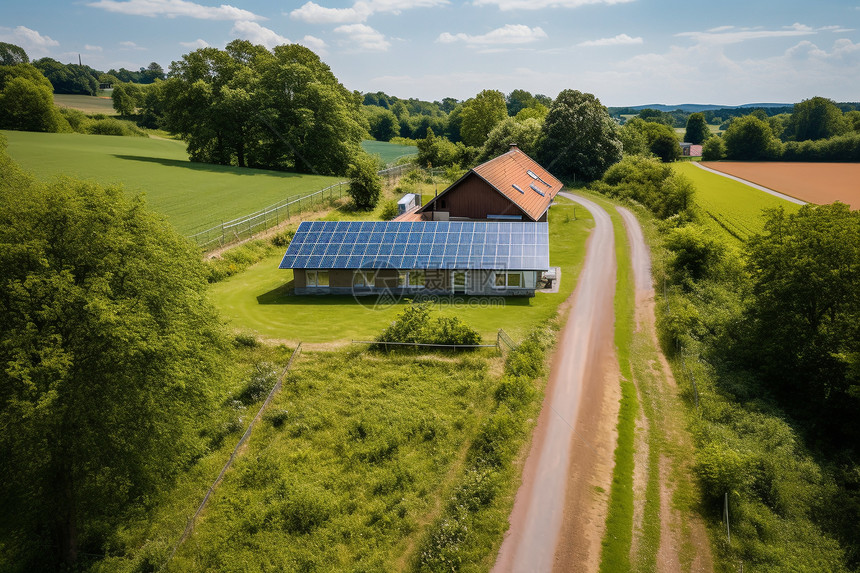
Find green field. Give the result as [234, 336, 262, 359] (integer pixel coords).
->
[361, 140, 417, 165]
[53, 93, 118, 115]
[210, 198, 593, 344]
[3, 130, 343, 235]
[674, 162, 800, 244]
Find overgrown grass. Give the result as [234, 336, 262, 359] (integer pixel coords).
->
[166, 347, 505, 571]
[2, 130, 343, 235]
[53, 94, 117, 115]
[209, 198, 593, 342]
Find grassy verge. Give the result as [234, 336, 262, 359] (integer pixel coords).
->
[209, 198, 593, 343]
[588, 194, 639, 572]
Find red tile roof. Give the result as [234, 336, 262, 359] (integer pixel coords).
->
[421, 146, 563, 221]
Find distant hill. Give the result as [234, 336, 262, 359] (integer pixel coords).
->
[610, 103, 791, 113]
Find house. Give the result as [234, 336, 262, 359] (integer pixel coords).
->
[679, 142, 703, 157]
[280, 220, 550, 297]
[399, 145, 563, 222]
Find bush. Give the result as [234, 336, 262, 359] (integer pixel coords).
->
[88, 117, 147, 137]
[380, 199, 398, 221]
[234, 362, 278, 406]
[347, 151, 382, 210]
[270, 229, 294, 248]
[701, 136, 725, 161]
[375, 303, 482, 348]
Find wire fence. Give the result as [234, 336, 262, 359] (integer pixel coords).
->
[162, 342, 303, 569]
[188, 164, 415, 252]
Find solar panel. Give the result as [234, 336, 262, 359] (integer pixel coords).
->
[280, 221, 549, 270]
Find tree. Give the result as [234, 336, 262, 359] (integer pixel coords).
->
[790, 96, 847, 142]
[741, 203, 860, 439]
[0, 42, 29, 65]
[0, 142, 226, 568]
[364, 105, 399, 141]
[701, 136, 725, 161]
[723, 115, 781, 160]
[0, 64, 66, 132]
[506, 89, 535, 116]
[417, 128, 465, 168]
[110, 82, 143, 115]
[460, 89, 507, 148]
[649, 128, 681, 162]
[140, 61, 165, 83]
[538, 89, 622, 181]
[477, 117, 542, 161]
[684, 112, 710, 144]
[33, 58, 99, 95]
[347, 152, 382, 209]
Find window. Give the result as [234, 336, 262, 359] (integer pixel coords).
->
[307, 270, 329, 287]
[494, 271, 523, 289]
[453, 271, 466, 291]
[353, 270, 374, 287]
[409, 270, 425, 288]
[398, 270, 408, 287]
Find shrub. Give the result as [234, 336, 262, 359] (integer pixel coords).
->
[374, 303, 482, 348]
[702, 136, 725, 161]
[270, 229, 294, 248]
[88, 117, 147, 137]
[380, 199, 398, 221]
[235, 362, 278, 406]
[347, 151, 382, 210]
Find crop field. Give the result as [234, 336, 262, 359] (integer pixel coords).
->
[361, 140, 418, 165]
[209, 198, 593, 343]
[701, 161, 860, 209]
[2, 130, 342, 235]
[674, 162, 800, 244]
[53, 94, 118, 115]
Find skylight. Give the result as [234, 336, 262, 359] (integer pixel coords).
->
[527, 169, 552, 187]
[512, 184, 524, 194]
[530, 183, 545, 197]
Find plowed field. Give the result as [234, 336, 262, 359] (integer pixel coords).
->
[701, 162, 860, 209]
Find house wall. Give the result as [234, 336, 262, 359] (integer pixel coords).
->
[429, 174, 527, 220]
[294, 269, 307, 288]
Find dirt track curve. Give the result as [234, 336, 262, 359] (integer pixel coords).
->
[493, 193, 617, 572]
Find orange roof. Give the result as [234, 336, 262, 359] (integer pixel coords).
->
[422, 145, 563, 221]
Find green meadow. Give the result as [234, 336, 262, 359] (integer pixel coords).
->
[674, 162, 800, 244]
[361, 140, 417, 165]
[209, 198, 593, 344]
[53, 93, 118, 115]
[3, 130, 344, 235]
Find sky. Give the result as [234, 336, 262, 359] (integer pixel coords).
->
[2, 0, 859, 107]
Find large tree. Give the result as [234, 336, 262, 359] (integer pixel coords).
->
[538, 89, 622, 181]
[741, 203, 860, 440]
[163, 40, 365, 174]
[477, 116, 543, 161]
[723, 115, 781, 160]
[0, 42, 29, 65]
[0, 141, 226, 568]
[684, 112, 710, 144]
[790, 96, 847, 142]
[459, 89, 508, 148]
[0, 64, 65, 132]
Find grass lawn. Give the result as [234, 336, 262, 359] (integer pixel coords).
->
[361, 140, 417, 165]
[3, 130, 342, 235]
[209, 197, 593, 344]
[53, 94, 117, 115]
[674, 162, 800, 245]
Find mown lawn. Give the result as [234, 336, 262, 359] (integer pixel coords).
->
[674, 162, 800, 245]
[209, 197, 593, 344]
[361, 140, 417, 165]
[53, 93, 117, 115]
[2, 130, 343, 235]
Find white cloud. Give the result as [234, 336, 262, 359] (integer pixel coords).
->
[473, 0, 634, 10]
[437, 24, 547, 46]
[819, 25, 854, 33]
[119, 40, 146, 49]
[84, 44, 103, 51]
[300, 35, 328, 54]
[290, 0, 448, 24]
[179, 38, 210, 49]
[231, 21, 290, 49]
[0, 25, 59, 57]
[334, 23, 390, 51]
[87, 0, 264, 21]
[578, 33, 642, 47]
[676, 23, 834, 45]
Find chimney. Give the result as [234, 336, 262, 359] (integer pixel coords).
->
[509, 143, 519, 150]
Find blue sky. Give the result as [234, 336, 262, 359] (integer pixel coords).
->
[3, 0, 859, 106]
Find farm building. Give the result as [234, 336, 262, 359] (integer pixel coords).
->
[680, 142, 703, 157]
[399, 144, 562, 222]
[280, 220, 550, 297]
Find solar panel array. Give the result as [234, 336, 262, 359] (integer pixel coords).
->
[279, 221, 549, 271]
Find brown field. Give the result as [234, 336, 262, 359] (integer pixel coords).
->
[701, 162, 860, 209]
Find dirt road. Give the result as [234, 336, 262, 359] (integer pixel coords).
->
[493, 193, 618, 572]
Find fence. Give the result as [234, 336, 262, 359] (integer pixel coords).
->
[188, 163, 417, 252]
[162, 342, 303, 569]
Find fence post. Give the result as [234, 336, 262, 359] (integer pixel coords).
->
[724, 492, 731, 544]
